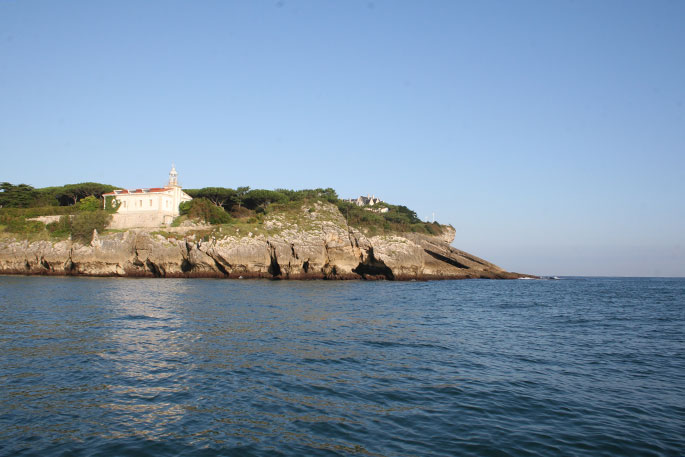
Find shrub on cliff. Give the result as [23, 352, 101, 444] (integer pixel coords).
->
[274, 188, 338, 203]
[336, 200, 442, 235]
[75, 196, 101, 212]
[182, 187, 339, 212]
[2, 217, 44, 234]
[46, 216, 72, 237]
[70, 211, 111, 242]
[0, 206, 78, 219]
[179, 198, 232, 225]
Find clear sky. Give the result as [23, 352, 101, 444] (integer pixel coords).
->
[1, 0, 684, 277]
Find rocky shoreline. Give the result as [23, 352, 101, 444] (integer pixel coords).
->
[0, 202, 530, 281]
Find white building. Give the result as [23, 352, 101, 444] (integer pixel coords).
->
[345, 194, 389, 213]
[103, 166, 192, 229]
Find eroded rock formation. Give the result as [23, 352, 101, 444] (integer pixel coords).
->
[0, 203, 528, 280]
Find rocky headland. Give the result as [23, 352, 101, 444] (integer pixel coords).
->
[0, 202, 528, 280]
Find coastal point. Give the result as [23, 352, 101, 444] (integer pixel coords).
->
[0, 168, 527, 280]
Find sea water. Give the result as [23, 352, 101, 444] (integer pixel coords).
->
[0, 276, 683, 456]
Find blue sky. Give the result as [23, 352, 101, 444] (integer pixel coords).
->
[1, 0, 684, 276]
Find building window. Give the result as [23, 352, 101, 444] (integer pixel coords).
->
[149, 199, 153, 207]
[139, 199, 142, 207]
[123, 201, 127, 208]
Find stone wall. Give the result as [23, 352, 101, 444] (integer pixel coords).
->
[27, 215, 64, 224]
[109, 212, 171, 229]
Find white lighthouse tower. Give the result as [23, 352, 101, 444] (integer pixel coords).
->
[168, 164, 179, 187]
[101, 165, 192, 228]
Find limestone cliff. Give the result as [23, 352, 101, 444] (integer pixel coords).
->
[0, 202, 528, 280]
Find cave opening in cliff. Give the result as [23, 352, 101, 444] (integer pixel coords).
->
[353, 248, 395, 280]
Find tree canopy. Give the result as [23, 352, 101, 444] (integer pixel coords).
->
[1, 180, 442, 237]
[243, 189, 288, 210]
[0, 182, 38, 208]
[0, 182, 117, 208]
[54, 183, 117, 206]
[185, 187, 237, 209]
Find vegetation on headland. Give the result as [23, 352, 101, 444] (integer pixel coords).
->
[183, 187, 441, 235]
[0, 182, 446, 242]
[0, 182, 117, 208]
[0, 182, 115, 242]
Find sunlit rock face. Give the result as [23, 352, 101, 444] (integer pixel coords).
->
[0, 203, 527, 280]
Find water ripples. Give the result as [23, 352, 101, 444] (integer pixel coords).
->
[0, 276, 683, 456]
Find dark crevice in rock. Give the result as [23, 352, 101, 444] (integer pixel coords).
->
[323, 263, 338, 279]
[442, 246, 489, 267]
[322, 262, 337, 278]
[346, 231, 355, 250]
[24, 260, 31, 270]
[290, 244, 298, 259]
[267, 242, 282, 278]
[425, 249, 470, 269]
[204, 250, 230, 277]
[420, 238, 491, 268]
[212, 258, 229, 277]
[269, 258, 281, 277]
[181, 259, 193, 273]
[353, 247, 394, 280]
[302, 259, 310, 273]
[64, 248, 76, 273]
[40, 258, 51, 270]
[322, 242, 333, 277]
[132, 247, 144, 267]
[65, 260, 76, 273]
[145, 259, 163, 277]
[342, 213, 357, 250]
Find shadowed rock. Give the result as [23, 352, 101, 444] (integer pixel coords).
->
[0, 202, 532, 280]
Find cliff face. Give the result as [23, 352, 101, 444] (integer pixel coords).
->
[0, 203, 526, 280]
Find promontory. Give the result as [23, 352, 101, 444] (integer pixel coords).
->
[0, 176, 530, 280]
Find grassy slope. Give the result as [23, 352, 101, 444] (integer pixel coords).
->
[0, 198, 449, 243]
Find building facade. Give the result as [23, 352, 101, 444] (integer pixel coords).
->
[103, 166, 192, 229]
[345, 194, 389, 213]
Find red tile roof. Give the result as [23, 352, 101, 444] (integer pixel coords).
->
[102, 187, 172, 196]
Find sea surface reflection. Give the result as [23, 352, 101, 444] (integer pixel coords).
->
[98, 280, 192, 440]
[0, 276, 683, 456]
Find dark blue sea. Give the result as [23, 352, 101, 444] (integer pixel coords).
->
[0, 277, 683, 457]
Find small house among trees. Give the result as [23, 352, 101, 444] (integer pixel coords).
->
[345, 195, 389, 213]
